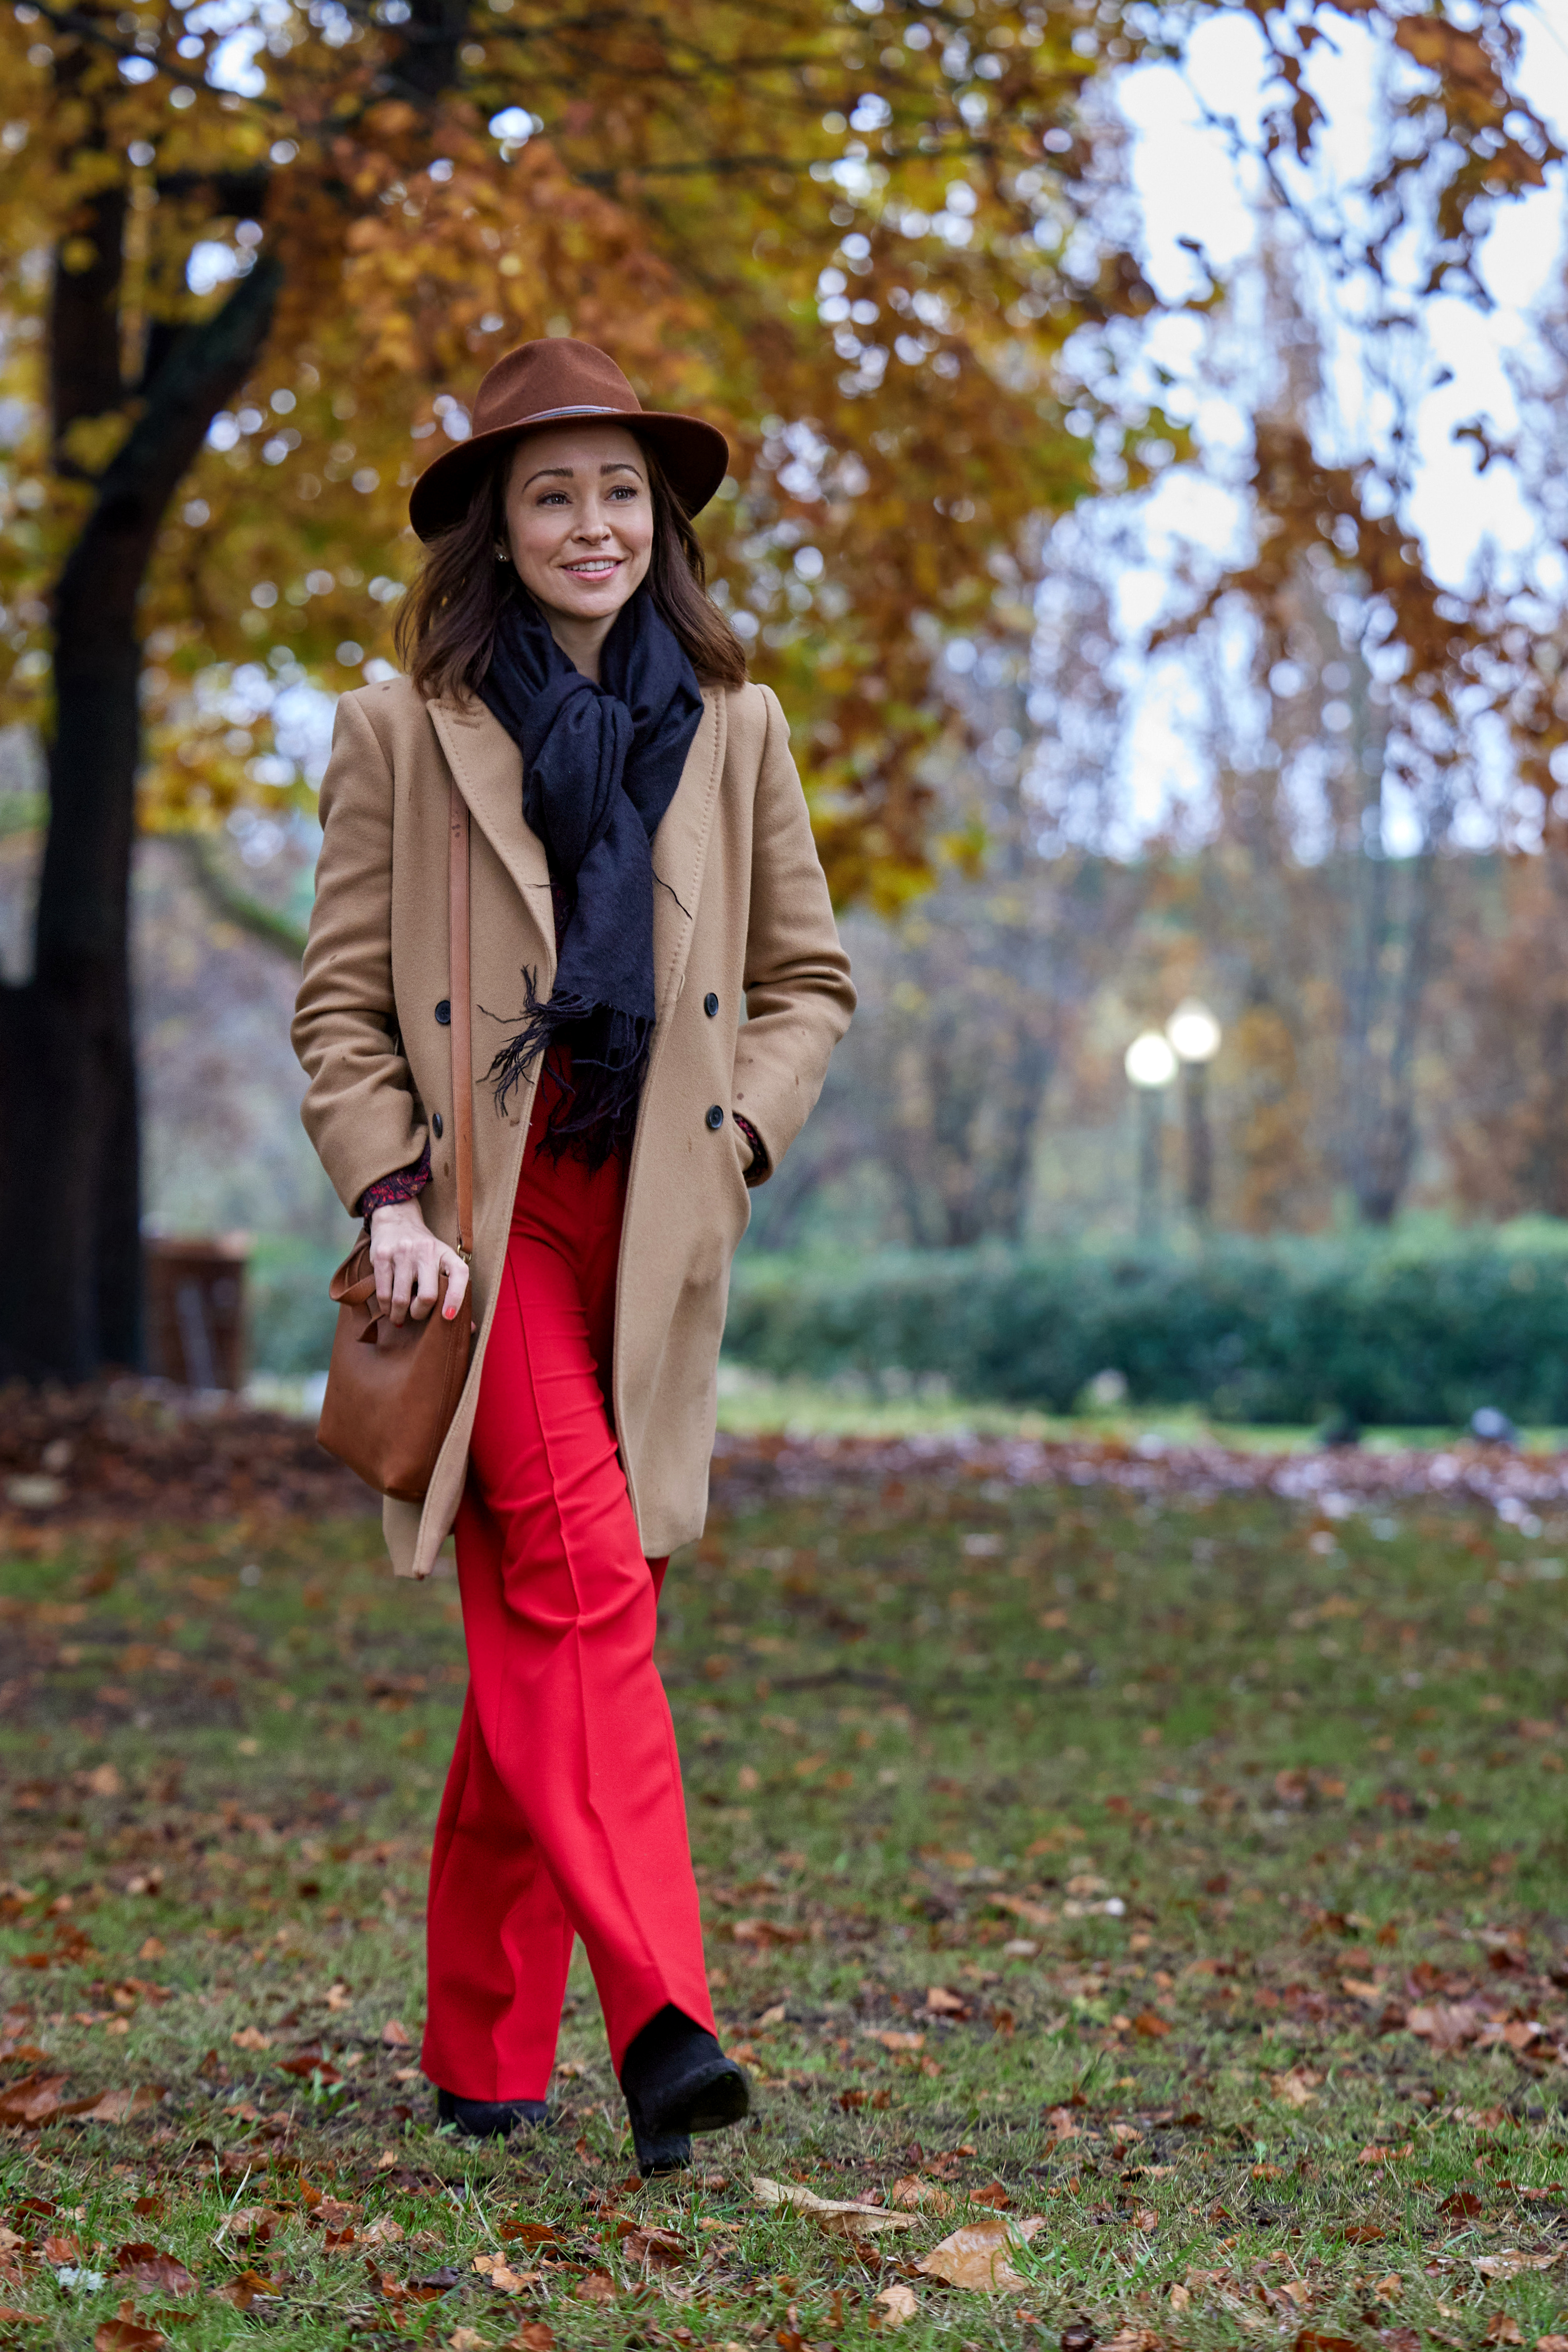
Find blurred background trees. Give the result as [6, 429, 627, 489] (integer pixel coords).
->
[0, 0, 1564, 1379]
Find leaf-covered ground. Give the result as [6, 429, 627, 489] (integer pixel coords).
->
[5, 1453, 1568, 2351]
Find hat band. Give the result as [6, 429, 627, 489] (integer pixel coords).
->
[480, 401, 637, 431]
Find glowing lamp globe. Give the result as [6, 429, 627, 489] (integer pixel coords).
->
[1167, 1000, 1222, 1065]
[1124, 1032, 1178, 1089]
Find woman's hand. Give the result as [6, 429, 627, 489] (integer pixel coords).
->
[368, 1200, 471, 1327]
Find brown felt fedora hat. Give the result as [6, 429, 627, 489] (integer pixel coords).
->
[409, 338, 730, 541]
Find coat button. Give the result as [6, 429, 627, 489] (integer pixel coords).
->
[705, 1104, 724, 1131]
[432, 1112, 444, 1138]
[703, 991, 719, 1017]
[435, 999, 451, 1026]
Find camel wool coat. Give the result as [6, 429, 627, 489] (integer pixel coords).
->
[293, 672, 855, 1580]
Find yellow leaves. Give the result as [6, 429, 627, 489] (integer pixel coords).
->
[1392, 15, 1503, 100]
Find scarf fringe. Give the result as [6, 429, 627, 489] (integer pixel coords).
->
[486, 971, 653, 1169]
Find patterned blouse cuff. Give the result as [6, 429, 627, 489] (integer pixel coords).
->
[734, 1113, 770, 1187]
[357, 1141, 432, 1220]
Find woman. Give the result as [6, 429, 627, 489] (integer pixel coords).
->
[292, 339, 855, 2172]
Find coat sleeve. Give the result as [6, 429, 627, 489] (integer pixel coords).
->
[291, 692, 428, 1217]
[730, 685, 856, 1178]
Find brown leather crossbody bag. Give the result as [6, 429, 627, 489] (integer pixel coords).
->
[315, 779, 475, 1503]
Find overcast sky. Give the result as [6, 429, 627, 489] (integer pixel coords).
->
[1084, 3, 1568, 847]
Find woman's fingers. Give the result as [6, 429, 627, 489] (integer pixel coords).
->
[367, 1222, 468, 1328]
[387, 1239, 419, 1326]
[440, 1250, 471, 1323]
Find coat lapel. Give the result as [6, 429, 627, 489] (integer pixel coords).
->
[650, 689, 726, 1008]
[428, 697, 555, 971]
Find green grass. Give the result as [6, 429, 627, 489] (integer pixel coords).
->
[6, 1470, 1568, 2348]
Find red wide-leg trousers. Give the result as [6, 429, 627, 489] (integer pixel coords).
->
[421, 1106, 715, 2103]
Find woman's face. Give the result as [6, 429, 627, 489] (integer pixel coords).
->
[502, 421, 654, 631]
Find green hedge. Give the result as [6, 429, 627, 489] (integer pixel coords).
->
[247, 1235, 342, 1375]
[722, 1235, 1568, 1426]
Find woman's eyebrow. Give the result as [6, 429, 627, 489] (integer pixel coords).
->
[519, 459, 645, 490]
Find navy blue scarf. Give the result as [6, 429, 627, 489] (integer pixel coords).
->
[479, 583, 703, 1162]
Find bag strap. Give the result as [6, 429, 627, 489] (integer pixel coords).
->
[448, 776, 474, 1262]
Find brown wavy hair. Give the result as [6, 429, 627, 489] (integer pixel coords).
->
[396, 436, 747, 699]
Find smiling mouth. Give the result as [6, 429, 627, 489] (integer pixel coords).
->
[563, 558, 621, 578]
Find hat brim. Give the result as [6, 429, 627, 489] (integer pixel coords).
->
[408, 409, 730, 542]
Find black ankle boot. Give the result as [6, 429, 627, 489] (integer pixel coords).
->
[620, 2006, 750, 2177]
[436, 2088, 548, 2140]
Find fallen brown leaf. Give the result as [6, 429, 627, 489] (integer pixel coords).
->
[78, 2087, 163, 2123]
[1488, 2321, 1525, 2345]
[111, 2246, 194, 2294]
[504, 2328, 556, 2352]
[916, 2214, 1045, 2291]
[618, 2223, 685, 2270]
[93, 2306, 164, 2352]
[889, 2177, 953, 2213]
[1272, 2066, 1323, 2109]
[573, 2273, 616, 2304]
[1131, 2010, 1172, 2039]
[751, 2177, 914, 2233]
[1473, 2253, 1567, 2278]
[871, 2282, 918, 2331]
[381, 2019, 411, 2048]
[218, 2270, 279, 2312]
[0, 2074, 69, 2126]
[0, 2307, 42, 2327]
[1407, 2001, 1489, 2052]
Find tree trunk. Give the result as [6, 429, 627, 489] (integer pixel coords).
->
[0, 253, 281, 1381]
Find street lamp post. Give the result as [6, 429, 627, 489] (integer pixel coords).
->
[1166, 999, 1223, 1224]
[1125, 1030, 1177, 1243]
